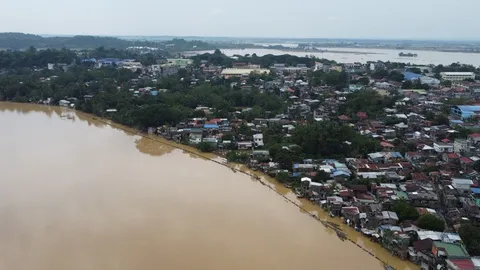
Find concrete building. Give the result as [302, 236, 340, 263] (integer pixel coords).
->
[440, 72, 475, 81]
[221, 68, 270, 77]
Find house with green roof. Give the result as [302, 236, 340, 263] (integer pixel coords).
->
[433, 241, 470, 259]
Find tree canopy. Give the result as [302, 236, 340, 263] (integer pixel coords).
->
[290, 121, 380, 159]
[459, 221, 480, 256]
[338, 90, 399, 118]
[417, 214, 445, 232]
[391, 200, 419, 221]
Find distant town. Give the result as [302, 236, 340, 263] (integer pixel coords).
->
[2, 37, 480, 269]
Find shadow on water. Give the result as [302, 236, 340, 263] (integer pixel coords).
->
[135, 136, 174, 157]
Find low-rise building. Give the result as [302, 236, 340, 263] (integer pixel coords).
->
[440, 72, 475, 81]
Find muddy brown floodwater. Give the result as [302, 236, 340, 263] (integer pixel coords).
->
[0, 103, 418, 270]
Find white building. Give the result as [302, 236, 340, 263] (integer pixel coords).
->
[58, 100, 70, 107]
[221, 68, 270, 77]
[440, 72, 475, 81]
[314, 62, 324, 71]
[452, 178, 474, 195]
[433, 142, 454, 153]
[253, 133, 264, 147]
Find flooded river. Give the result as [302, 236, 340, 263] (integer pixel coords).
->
[0, 103, 417, 270]
[193, 48, 480, 66]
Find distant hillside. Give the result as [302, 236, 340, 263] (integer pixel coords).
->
[0, 33, 138, 50]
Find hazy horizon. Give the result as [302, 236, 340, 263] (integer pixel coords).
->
[32, 34, 480, 42]
[1, 0, 479, 40]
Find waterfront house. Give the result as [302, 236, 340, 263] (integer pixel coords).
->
[202, 137, 219, 149]
[432, 241, 471, 266]
[189, 133, 202, 145]
[341, 206, 360, 225]
[376, 211, 400, 225]
[411, 239, 434, 268]
[237, 141, 253, 150]
[252, 150, 270, 161]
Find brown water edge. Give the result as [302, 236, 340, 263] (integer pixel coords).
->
[0, 103, 418, 270]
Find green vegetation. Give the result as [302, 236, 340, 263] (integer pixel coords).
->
[0, 33, 219, 51]
[338, 90, 399, 117]
[290, 121, 380, 159]
[309, 70, 348, 88]
[0, 33, 134, 49]
[0, 46, 77, 69]
[191, 50, 325, 68]
[371, 69, 405, 82]
[226, 151, 250, 162]
[198, 142, 215, 152]
[417, 214, 445, 232]
[459, 221, 480, 256]
[391, 200, 419, 221]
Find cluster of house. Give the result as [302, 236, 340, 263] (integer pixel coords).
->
[282, 153, 479, 269]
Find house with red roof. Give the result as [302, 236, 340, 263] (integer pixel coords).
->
[468, 133, 480, 145]
[412, 172, 429, 183]
[447, 259, 475, 270]
[338, 115, 351, 121]
[380, 141, 395, 151]
[443, 152, 460, 163]
[460, 156, 474, 172]
[356, 111, 367, 119]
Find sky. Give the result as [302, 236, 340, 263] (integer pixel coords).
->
[1, 0, 479, 40]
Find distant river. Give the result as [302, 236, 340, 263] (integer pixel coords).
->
[194, 47, 480, 66]
[0, 103, 417, 270]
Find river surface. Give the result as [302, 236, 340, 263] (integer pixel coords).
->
[0, 103, 417, 270]
[193, 48, 480, 66]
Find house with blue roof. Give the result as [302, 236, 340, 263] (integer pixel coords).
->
[403, 71, 423, 81]
[451, 105, 480, 119]
[81, 58, 97, 63]
[403, 71, 440, 86]
[203, 124, 219, 129]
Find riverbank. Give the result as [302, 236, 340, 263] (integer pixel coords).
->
[67, 107, 418, 270]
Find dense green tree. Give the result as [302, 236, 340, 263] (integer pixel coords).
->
[290, 121, 380, 159]
[338, 90, 398, 117]
[371, 68, 389, 79]
[391, 200, 419, 221]
[407, 67, 422, 74]
[433, 114, 450, 126]
[441, 80, 452, 87]
[198, 142, 214, 152]
[388, 70, 405, 82]
[276, 172, 290, 183]
[417, 214, 445, 231]
[312, 170, 331, 182]
[459, 221, 480, 256]
[357, 77, 370, 85]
